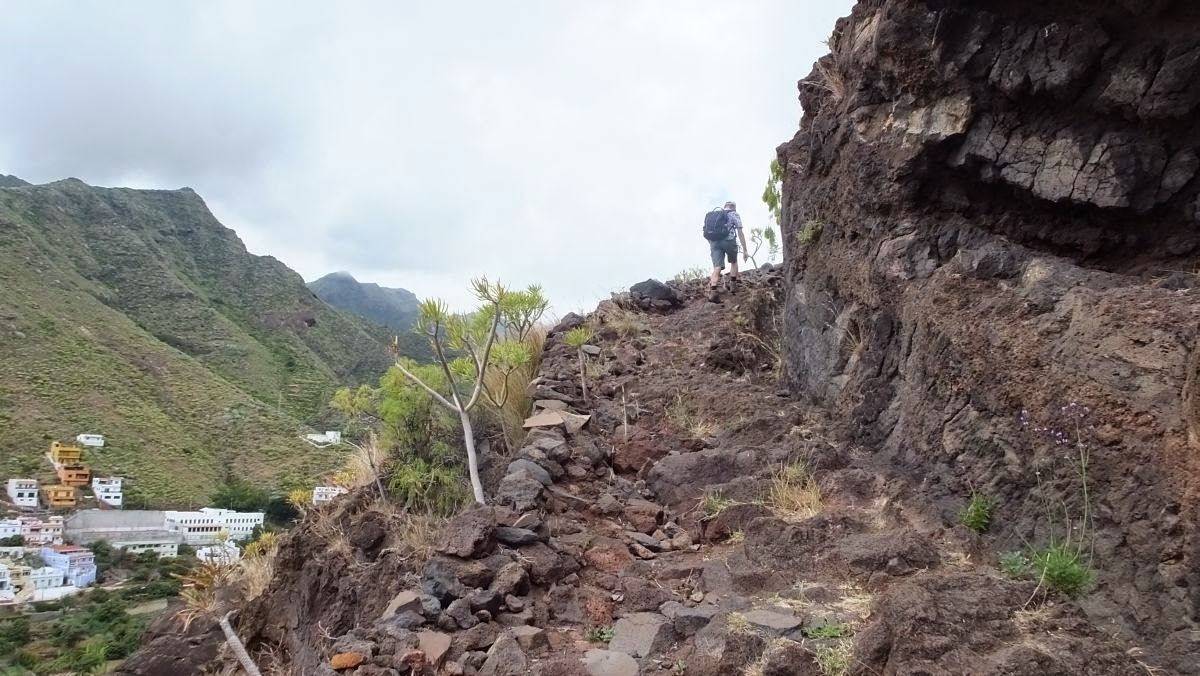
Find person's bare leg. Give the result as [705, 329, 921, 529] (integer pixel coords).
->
[710, 267, 722, 287]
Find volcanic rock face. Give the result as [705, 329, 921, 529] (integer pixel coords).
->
[778, 0, 1200, 669]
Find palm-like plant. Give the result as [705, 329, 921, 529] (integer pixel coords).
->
[174, 562, 262, 676]
[390, 277, 506, 504]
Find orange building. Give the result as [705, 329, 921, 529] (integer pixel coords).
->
[41, 485, 76, 509]
[56, 465, 90, 487]
[49, 441, 82, 465]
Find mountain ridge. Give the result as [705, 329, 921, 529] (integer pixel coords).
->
[0, 176, 392, 505]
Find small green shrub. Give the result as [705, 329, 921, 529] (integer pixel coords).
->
[585, 625, 615, 644]
[999, 544, 1093, 599]
[798, 219, 823, 245]
[803, 622, 851, 639]
[958, 491, 994, 534]
[676, 266, 708, 283]
[388, 456, 470, 516]
[1030, 543, 1093, 598]
[999, 551, 1030, 578]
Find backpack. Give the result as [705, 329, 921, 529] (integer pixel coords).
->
[702, 208, 731, 241]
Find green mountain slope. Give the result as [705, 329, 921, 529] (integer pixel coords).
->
[308, 271, 419, 330]
[0, 178, 392, 505]
[308, 271, 432, 362]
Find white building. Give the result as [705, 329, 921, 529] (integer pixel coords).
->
[40, 546, 97, 588]
[21, 516, 64, 546]
[92, 477, 124, 508]
[6, 479, 39, 509]
[64, 510, 177, 557]
[0, 519, 20, 540]
[75, 434, 105, 448]
[312, 486, 348, 506]
[0, 563, 12, 604]
[195, 541, 241, 565]
[29, 566, 62, 590]
[304, 431, 343, 446]
[164, 508, 264, 544]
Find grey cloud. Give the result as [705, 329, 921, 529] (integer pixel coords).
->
[0, 0, 854, 312]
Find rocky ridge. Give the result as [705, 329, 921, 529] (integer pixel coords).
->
[119, 270, 1163, 675]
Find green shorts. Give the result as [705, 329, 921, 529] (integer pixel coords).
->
[710, 239, 738, 268]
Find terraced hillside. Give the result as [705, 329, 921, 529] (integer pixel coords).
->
[0, 178, 392, 505]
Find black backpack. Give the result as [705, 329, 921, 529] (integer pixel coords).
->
[702, 208, 730, 241]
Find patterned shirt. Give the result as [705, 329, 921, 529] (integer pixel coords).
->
[724, 209, 743, 240]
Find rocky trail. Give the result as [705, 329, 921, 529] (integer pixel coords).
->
[121, 270, 1165, 676]
[118, 1, 1200, 673]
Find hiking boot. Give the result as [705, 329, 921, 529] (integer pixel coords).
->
[707, 287, 722, 303]
[726, 276, 740, 294]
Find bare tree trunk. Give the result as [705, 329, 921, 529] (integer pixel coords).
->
[460, 410, 486, 504]
[219, 612, 262, 676]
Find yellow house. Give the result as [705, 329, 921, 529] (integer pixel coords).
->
[56, 465, 90, 487]
[41, 485, 76, 508]
[49, 441, 82, 465]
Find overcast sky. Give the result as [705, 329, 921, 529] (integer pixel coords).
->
[0, 1, 852, 313]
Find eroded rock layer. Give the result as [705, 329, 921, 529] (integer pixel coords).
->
[779, 0, 1200, 669]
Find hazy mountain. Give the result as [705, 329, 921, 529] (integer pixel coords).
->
[0, 177, 392, 505]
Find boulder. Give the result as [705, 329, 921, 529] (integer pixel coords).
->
[477, 631, 528, 676]
[496, 470, 544, 512]
[489, 562, 530, 597]
[417, 631, 452, 668]
[379, 590, 422, 622]
[508, 625, 550, 652]
[582, 649, 640, 676]
[421, 560, 467, 603]
[608, 612, 674, 659]
[495, 526, 541, 547]
[629, 279, 681, 307]
[742, 609, 803, 637]
[446, 598, 479, 629]
[507, 459, 553, 486]
[435, 506, 497, 558]
[622, 499, 662, 534]
[330, 652, 367, 670]
[664, 603, 721, 637]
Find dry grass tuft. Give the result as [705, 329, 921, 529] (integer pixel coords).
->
[667, 393, 717, 439]
[174, 562, 237, 631]
[768, 461, 823, 520]
[726, 611, 753, 635]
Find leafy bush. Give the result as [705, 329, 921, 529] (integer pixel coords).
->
[388, 456, 470, 516]
[958, 491, 994, 534]
[585, 625, 614, 644]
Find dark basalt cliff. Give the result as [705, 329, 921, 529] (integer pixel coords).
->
[779, 0, 1200, 668]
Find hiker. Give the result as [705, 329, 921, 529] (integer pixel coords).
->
[702, 201, 748, 300]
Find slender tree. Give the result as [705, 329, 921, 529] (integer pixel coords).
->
[391, 277, 505, 504]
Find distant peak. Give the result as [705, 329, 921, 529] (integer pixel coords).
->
[0, 174, 31, 188]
